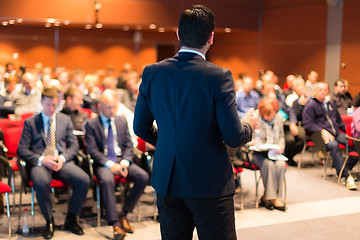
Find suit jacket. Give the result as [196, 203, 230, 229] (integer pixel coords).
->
[17, 112, 79, 167]
[134, 52, 252, 198]
[85, 115, 133, 167]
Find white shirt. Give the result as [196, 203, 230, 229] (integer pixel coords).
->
[178, 48, 206, 60]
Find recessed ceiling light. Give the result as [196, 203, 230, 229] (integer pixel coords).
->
[85, 24, 92, 29]
[47, 18, 55, 23]
[158, 27, 165, 33]
[45, 22, 51, 27]
[8, 20, 15, 25]
[2, 21, 8, 26]
[17, 18, 23, 23]
[225, 28, 231, 33]
[54, 22, 60, 27]
[96, 23, 103, 28]
[149, 24, 156, 29]
[136, 25, 142, 30]
[123, 26, 130, 31]
[64, 20, 70, 25]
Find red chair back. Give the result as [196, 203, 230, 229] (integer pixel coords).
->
[21, 112, 34, 120]
[3, 127, 23, 158]
[341, 115, 353, 126]
[137, 138, 146, 153]
[79, 108, 93, 119]
[346, 124, 355, 148]
[0, 119, 24, 131]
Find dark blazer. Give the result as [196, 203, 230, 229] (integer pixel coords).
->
[134, 52, 252, 198]
[17, 112, 79, 166]
[85, 115, 133, 167]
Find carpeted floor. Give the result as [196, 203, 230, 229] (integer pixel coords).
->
[0, 151, 359, 239]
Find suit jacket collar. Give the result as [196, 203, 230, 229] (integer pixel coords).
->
[175, 52, 206, 62]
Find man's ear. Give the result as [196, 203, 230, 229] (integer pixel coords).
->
[176, 29, 180, 41]
[207, 32, 214, 45]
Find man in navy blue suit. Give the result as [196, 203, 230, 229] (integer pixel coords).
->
[134, 5, 256, 240]
[17, 87, 90, 239]
[85, 89, 149, 240]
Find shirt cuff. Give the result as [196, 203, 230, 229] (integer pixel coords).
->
[37, 156, 44, 166]
[120, 159, 130, 167]
[105, 160, 116, 169]
[59, 155, 66, 163]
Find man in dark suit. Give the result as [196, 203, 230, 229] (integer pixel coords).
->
[133, 5, 255, 240]
[17, 87, 90, 239]
[85, 89, 149, 240]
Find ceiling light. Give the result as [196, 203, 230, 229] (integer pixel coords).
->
[96, 23, 103, 28]
[225, 28, 231, 33]
[149, 24, 156, 30]
[136, 25, 142, 30]
[16, 18, 23, 23]
[123, 26, 130, 31]
[8, 20, 15, 25]
[2, 21, 8, 26]
[54, 22, 60, 27]
[158, 27, 165, 33]
[45, 22, 51, 27]
[85, 24, 92, 29]
[64, 20, 70, 25]
[47, 18, 55, 23]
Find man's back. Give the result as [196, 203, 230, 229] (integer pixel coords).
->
[134, 52, 251, 198]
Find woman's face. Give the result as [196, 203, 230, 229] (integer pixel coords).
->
[263, 110, 277, 122]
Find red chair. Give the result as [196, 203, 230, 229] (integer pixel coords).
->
[79, 108, 93, 119]
[0, 118, 24, 131]
[339, 124, 360, 183]
[2, 126, 23, 212]
[17, 159, 69, 231]
[341, 115, 353, 126]
[0, 181, 12, 238]
[298, 131, 316, 170]
[20, 112, 34, 120]
[233, 166, 244, 210]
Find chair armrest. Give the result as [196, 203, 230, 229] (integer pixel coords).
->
[345, 135, 360, 142]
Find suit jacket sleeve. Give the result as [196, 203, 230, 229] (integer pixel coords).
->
[214, 69, 252, 147]
[117, 117, 134, 161]
[17, 119, 42, 166]
[133, 66, 158, 147]
[60, 115, 79, 161]
[85, 120, 109, 166]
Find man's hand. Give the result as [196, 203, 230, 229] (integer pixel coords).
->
[289, 123, 299, 136]
[42, 156, 62, 171]
[242, 108, 257, 130]
[110, 163, 128, 178]
[321, 129, 335, 145]
[299, 94, 307, 106]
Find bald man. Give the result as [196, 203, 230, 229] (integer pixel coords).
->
[85, 89, 149, 240]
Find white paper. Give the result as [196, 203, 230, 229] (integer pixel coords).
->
[268, 150, 288, 161]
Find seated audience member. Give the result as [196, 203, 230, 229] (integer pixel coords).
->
[302, 82, 357, 190]
[292, 79, 310, 123]
[344, 79, 352, 101]
[9, 72, 42, 117]
[85, 89, 149, 240]
[330, 79, 352, 115]
[305, 70, 318, 98]
[61, 86, 89, 151]
[252, 97, 287, 211]
[235, 75, 260, 118]
[0, 95, 15, 119]
[17, 87, 90, 239]
[283, 74, 296, 97]
[83, 74, 101, 113]
[71, 69, 86, 93]
[352, 106, 360, 138]
[122, 72, 140, 112]
[262, 80, 305, 166]
[353, 93, 360, 108]
[117, 63, 133, 89]
[286, 78, 305, 107]
[4, 74, 19, 96]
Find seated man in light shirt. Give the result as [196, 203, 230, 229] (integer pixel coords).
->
[85, 89, 149, 240]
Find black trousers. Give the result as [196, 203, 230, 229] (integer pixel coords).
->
[157, 193, 237, 240]
[30, 161, 90, 221]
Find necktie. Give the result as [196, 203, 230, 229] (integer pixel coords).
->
[107, 119, 117, 162]
[44, 118, 56, 156]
